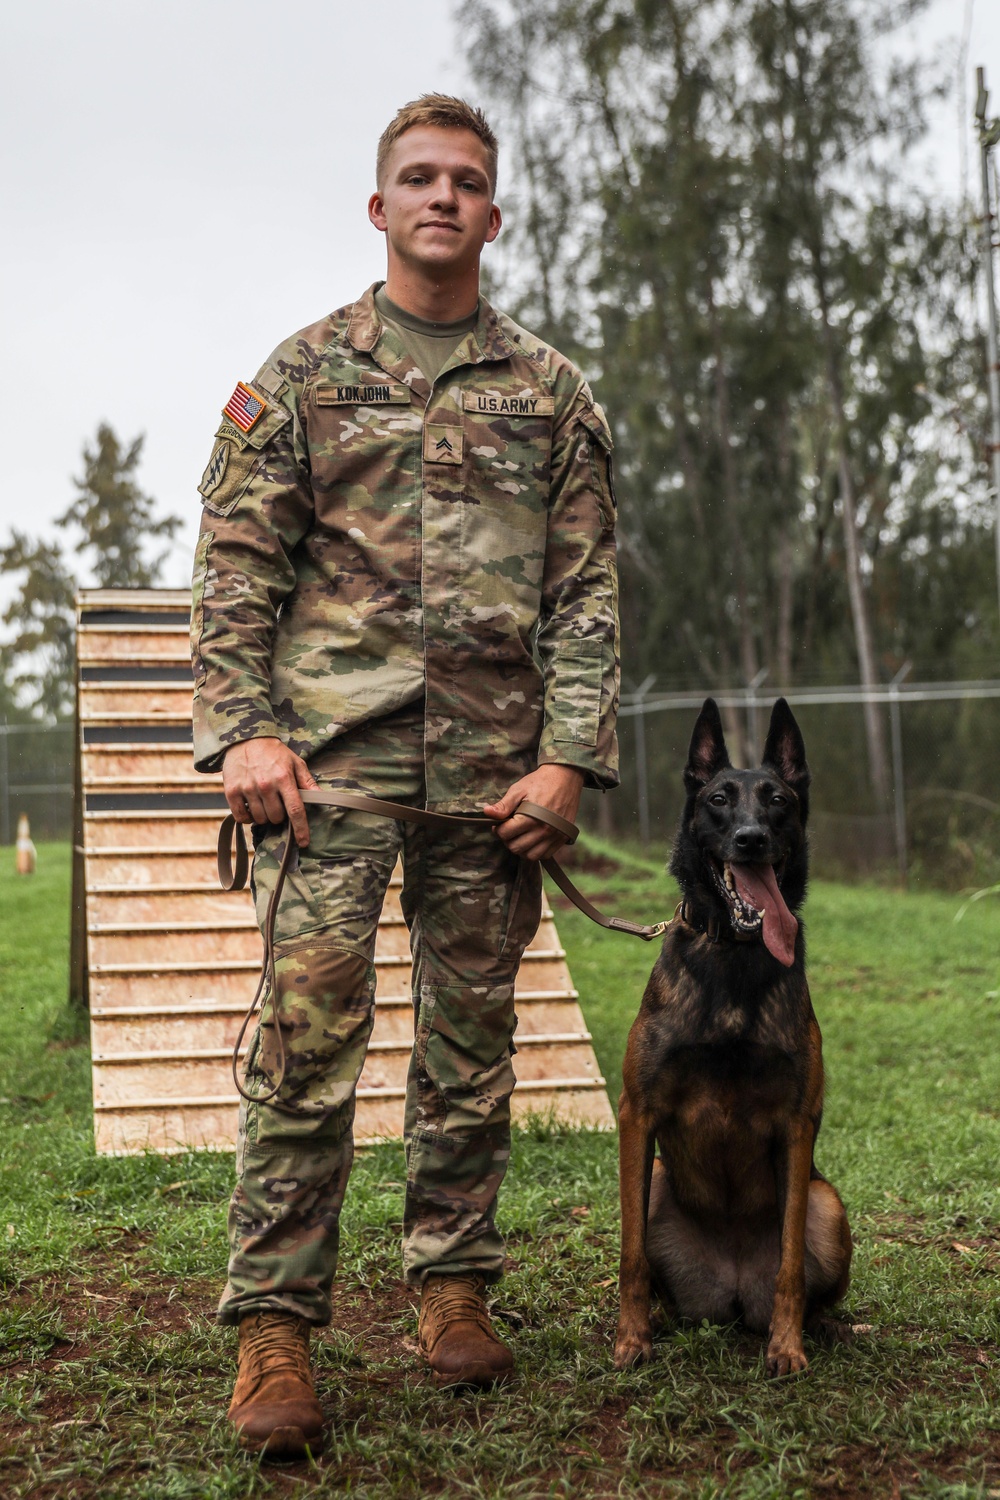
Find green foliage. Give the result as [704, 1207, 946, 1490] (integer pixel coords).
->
[1, 844, 999, 1494]
[59, 423, 181, 590]
[463, 0, 994, 781]
[0, 530, 77, 719]
[0, 423, 181, 721]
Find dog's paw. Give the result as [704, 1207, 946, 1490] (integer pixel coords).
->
[765, 1341, 809, 1378]
[613, 1331, 653, 1369]
[806, 1314, 859, 1346]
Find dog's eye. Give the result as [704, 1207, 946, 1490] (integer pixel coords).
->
[771, 794, 787, 806]
[708, 793, 727, 806]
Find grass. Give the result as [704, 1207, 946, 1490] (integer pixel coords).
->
[1, 841, 999, 1497]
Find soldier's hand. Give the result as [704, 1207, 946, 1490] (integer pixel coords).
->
[222, 737, 318, 848]
[484, 764, 585, 861]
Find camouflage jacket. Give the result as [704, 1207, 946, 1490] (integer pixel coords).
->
[191, 284, 619, 810]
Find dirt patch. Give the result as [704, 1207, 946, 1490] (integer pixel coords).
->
[3, 1263, 999, 1498]
[556, 845, 622, 875]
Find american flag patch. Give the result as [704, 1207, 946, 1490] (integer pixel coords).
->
[223, 381, 267, 434]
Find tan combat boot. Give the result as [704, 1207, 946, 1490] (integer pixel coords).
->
[418, 1273, 514, 1389]
[227, 1311, 325, 1459]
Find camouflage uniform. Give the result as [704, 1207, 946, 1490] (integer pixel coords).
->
[192, 285, 619, 1324]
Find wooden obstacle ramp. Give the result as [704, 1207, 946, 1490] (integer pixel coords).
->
[74, 588, 616, 1155]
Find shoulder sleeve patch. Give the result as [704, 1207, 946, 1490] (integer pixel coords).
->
[198, 441, 229, 501]
[222, 381, 268, 434]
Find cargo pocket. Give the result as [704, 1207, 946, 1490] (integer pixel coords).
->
[257, 943, 375, 1105]
[497, 855, 543, 961]
[420, 985, 517, 1105]
[548, 638, 604, 748]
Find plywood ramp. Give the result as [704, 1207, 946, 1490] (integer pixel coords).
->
[75, 589, 616, 1155]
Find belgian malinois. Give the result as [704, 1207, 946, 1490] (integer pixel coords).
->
[614, 698, 851, 1376]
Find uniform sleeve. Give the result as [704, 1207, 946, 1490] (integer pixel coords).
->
[190, 369, 313, 773]
[535, 393, 620, 790]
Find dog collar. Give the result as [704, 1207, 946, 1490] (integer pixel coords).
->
[675, 901, 762, 946]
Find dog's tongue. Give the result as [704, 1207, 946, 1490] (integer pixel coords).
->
[729, 863, 798, 967]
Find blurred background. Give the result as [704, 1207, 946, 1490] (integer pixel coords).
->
[2, 0, 1000, 888]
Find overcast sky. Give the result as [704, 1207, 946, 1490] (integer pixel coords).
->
[2, 0, 999, 596]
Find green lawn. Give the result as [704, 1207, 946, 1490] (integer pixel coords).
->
[1, 843, 999, 1497]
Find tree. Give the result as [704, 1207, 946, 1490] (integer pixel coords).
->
[460, 0, 990, 801]
[59, 423, 181, 588]
[0, 532, 77, 719]
[0, 423, 183, 719]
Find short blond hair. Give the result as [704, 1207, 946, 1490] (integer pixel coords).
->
[377, 94, 499, 196]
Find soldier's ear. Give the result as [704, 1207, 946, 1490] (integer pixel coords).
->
[368, 192, 388, 233]
[684, 699, 731, 792]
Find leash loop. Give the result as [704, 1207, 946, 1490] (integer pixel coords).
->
[220, 790, 666, 1104]
[217, 813, 250, 891]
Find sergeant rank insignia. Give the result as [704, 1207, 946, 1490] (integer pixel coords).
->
[223, 381, 267, 434]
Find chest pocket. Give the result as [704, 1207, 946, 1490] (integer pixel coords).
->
[308, 377, 416, 462]
[461, 390, 555, 515]
[313, 380, 411, 406]
[198, 399, 292, 517]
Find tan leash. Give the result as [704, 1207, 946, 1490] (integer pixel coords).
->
[219, 788, 669, 1104]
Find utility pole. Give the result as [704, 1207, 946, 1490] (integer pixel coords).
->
[745, 667, 769, 761]
[975, 68, 1000, 622]
[888, 661, 912, 887]
[631, 674, 656, 847]
[0, 721, 9, 847]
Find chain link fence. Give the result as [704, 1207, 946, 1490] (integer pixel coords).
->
[5, 686, 1000, 889]
[0, 722, 75, 844]
[577, 681, 1000, 890]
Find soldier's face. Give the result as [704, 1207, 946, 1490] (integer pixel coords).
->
[368, 126, 501, 276]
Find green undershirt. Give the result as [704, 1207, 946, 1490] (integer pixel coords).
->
[374, 286, 479, 386]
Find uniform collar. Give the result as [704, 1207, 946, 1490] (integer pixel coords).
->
[346, 282, 517, 367]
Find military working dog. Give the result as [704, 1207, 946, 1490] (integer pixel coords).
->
[614, 698, 851, 1377]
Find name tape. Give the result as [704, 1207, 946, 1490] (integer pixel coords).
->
[314, 383, 411, 405]
[463, 392, 555, 417]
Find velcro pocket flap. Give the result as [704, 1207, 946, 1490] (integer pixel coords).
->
[548, 637, 604, 747]
[313, 381, 410, 405]
[577, 403, 614, 451]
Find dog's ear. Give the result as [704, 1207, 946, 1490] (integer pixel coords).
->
[684, 698, 731, 792]
[762, 699, 810, 791]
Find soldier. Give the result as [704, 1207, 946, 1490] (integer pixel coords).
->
[192, 94, 619, 1459]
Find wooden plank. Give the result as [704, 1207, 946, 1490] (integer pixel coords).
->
[80, 685, 196, 717]
[90, 1000, 589, 1056]
[87, 955, 576, 1010]
[93, 1042, 602, 1108]
[78, 634, 190, 662]
[94, 1083, 615, 1156]
[76, 587, 614, 1155]
[82, 748, 212, 782]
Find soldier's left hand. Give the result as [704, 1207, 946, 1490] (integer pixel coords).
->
[484, 764, 585, 860]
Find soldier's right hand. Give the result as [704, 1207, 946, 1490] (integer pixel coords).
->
[222, 737, 318, 848]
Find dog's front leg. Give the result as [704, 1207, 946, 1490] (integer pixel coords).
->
[767, 1118, 813, 1377]
[614, 1089, 656, 1368]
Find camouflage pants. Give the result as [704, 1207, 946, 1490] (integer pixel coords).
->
[218, 706, 543, 1326]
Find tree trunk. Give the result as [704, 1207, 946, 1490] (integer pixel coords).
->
[707, 285, 757, 764]
[775, 403, 795, 687]
[814, 280, 892, 808]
